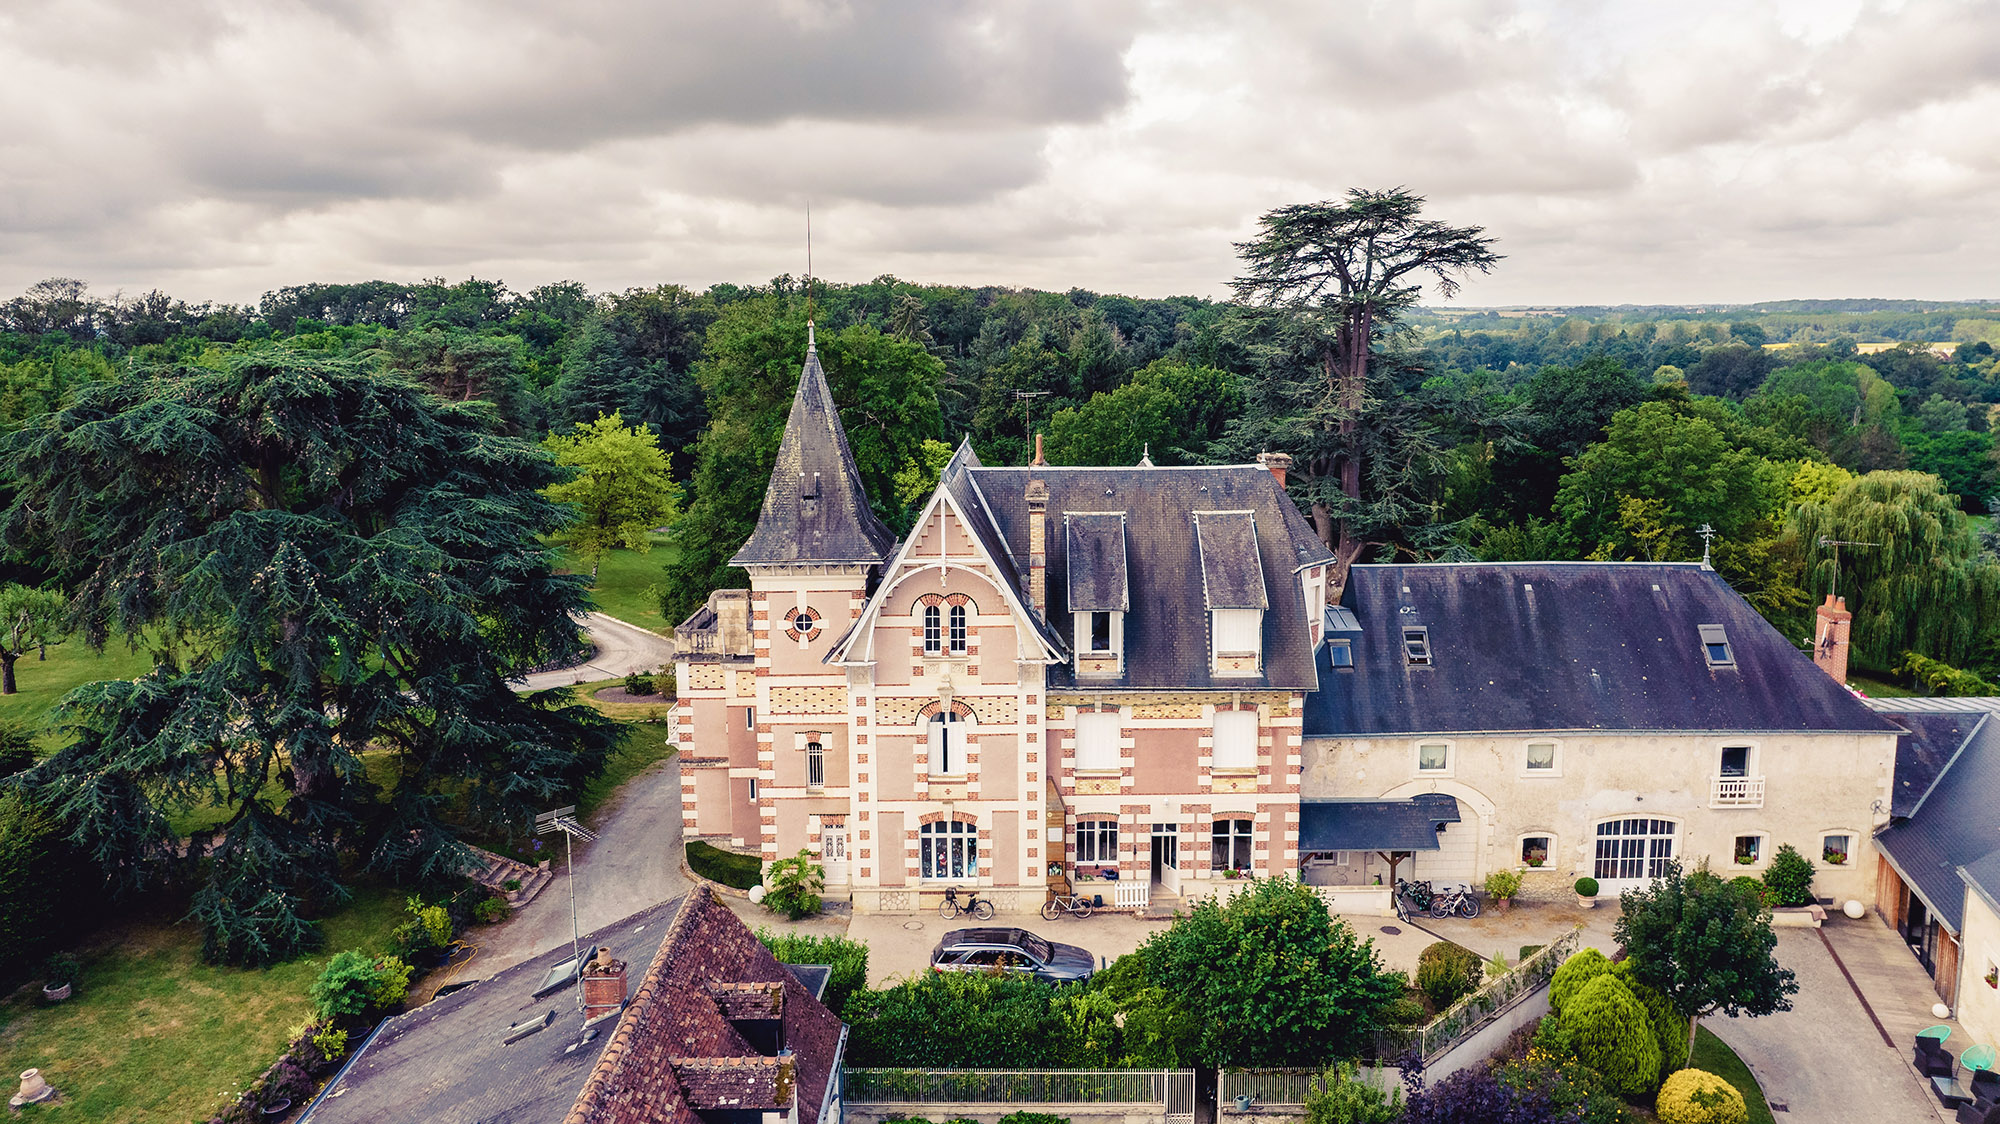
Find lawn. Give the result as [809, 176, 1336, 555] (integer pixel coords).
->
[1691, 1025, 1776, 1124]
[577, 717, 676, 821]
[1847, 672, 1921, 699]
[557, 533, 679, 635]
[0, 887, 407, 1124]
[0, 639, 152, 740]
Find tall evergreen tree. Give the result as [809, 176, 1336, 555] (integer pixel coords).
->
[1, 349, 619, 964]
[1230, 189, 1499, 588]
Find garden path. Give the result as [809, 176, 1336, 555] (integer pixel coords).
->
[515, 611, 675, 692]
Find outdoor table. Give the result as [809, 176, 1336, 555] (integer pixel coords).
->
[1935, 1075, 1974, 1108]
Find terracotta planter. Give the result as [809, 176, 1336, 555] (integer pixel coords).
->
[40, 982, 71, 1002]
[1577, 896, 1597, 909]
[1495, 898, 1513, 913]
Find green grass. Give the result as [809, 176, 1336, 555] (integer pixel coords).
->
[558, 534, 680, 635]
[578, 720, 676, 821]
[1691, 1024, 1777, 1124]
[1847, 672, 1921, 699]
[0, 887, 407, 1124]
[688, 841, 763, 890]
[0, 640, 152, 741]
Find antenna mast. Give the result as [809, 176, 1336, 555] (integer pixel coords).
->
[1816, 537, 1879, 602]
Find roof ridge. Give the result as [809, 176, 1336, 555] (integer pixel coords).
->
[563, 886, 712, 1124]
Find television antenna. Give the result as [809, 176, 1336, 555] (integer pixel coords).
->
[1816, 537, 1879, 602]
[1012, 390, 1051, 447]
[535, 805, 599, 1006]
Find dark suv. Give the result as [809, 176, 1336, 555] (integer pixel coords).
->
[929, 927, 1098, 985]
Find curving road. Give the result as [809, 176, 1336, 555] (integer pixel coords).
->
[516, 612, 677, 692]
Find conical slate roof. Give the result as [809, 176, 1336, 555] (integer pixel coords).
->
[731, 333, 898, 568]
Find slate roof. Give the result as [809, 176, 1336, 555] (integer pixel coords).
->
[302, 887, 845, 1124]
[1882, 711, 1986, 818]
[1302, 563, 1905, 737]
[1299, 795, 1459, 853]
[1193, 511, 1269, 609]
[969, 464, 1333, 691]
[1959, 848, 2000, 926]
[1876, 713, 2000, 933]
[1066, 513, 1130, 612]
[732, 339, 898, 568]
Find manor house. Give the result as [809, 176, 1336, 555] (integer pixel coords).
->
[673, 339, 1903, 914]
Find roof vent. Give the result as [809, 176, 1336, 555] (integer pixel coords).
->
[503, 1009, 557, 1045]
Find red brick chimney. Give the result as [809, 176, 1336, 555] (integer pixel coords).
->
[1257, 451, 1292, 489]
[581, 947, 627, 1022]
[1813, 595, 1853, 686]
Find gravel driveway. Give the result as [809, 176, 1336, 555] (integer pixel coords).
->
[516, 611, 676, 692]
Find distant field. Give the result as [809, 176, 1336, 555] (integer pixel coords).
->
[1848, 672, 1920, 699]
[556, 533, 679, 635]
[0, 639, 152, 740]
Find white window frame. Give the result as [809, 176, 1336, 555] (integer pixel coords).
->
[790, 607, 816, 636]
[1592, 816, 1680, 884]
[1211, 710, 1259, 773]
[1402, 626, 1433, 665]
[1732, 831, 1769, 869]
[1820, 830, 1858, 869]
[1075, 819, 1119, 864]
[948, 604, 968, 654]
[805, 740, 825, 791]
[1072, 610, 1124, 675]
[927, 712, 972, 776]
[1212, 818, 1254, 873]
[1718, 742, 1758, 778]
[920, 819, 979, 881]
[1518, 833, 1555, 870]
[748, 776, 759, 802]
[1210, 608, 1263, 675]
[923, 605, 942, 655]
[1414, 740, 1453, 776]
[1522, 740, 1560, 778]
[1075, 711, 1122, 773]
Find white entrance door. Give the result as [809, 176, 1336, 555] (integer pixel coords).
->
[1151, 824, 1180, 894]
[821, 824, 849, 885]
[1591, 817, 1677, 894]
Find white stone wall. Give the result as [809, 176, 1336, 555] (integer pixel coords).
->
[1302, 730, 1897, 904]
[1958, 890, 2000, 1049]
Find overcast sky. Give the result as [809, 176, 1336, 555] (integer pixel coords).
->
[4, 0, 1999, 308]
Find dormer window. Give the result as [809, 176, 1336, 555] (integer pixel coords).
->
[1699, 624, 1734, 667]
[1211, 608, 1263, 676]
[1403, 626, 1432, 666]
[1066, 513, 1129, 677]
[1192, 510, 1267, 678]
[1073, 610, 1124, 676]
[1089, 611, 1111, 651]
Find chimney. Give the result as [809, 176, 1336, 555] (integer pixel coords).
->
[1030, 433, 1048, 467]
[1257, 451, 1292, 489]
[1813, 595, 1853, 687]
[1026, 477, 1049, 616]
[581, 947, 627, 1022]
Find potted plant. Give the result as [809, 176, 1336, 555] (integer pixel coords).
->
[1223, 868, 1242, 880]
[1987, 969, 1997, 989]
[1574, 876, 1599, 909]
[1525, 856, 1545, 868]
[1485, 869, 1522, 913]
[42, 951, 79, 1002]
[1736, 854, 1756, 865]
[1824, 848, 1848, 865]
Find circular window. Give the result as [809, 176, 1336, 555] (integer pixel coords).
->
[791, 608, 817, 634]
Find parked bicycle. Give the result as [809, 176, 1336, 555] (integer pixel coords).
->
[1041, 890, 1094, 920]
[938, 885, 996, 920]
[1429, 881, 1482, 919]
[1394, 877, 1434, 920]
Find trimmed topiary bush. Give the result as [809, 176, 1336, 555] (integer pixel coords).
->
[1564, 974, 1662, 1098]
[1762, 844, 1815, 908]
[1615, 964, 1690, 1075]
[1548, 947, 1613, 1015]
[1656, 1067, 1747, 1124]
[1574, 876, 1599, 897]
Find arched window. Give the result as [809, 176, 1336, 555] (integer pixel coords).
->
[928, 712, 967, 775]
[949, 604, 968, 653]
[923, 605, 942, 654]
[1593, 817, 1677, 882]
[921, 819, 978, 880]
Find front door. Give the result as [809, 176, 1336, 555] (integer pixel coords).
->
[821, 823, 849, 886]
[1151, 824, 1180, 894]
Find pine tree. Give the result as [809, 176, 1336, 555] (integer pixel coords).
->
[1, 349, 620, 964]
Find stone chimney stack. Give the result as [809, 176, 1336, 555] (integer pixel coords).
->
[581, 947, 627, 1022]
[1026, 477, 1049, 617]
[1813, 595, 1854, 687]
[1257, 451, 1292, 489]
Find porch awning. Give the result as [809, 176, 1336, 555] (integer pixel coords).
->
[1299, 794, 1461, 854]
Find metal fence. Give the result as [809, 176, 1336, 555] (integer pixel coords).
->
[845, 1068, 1194, 1119]
[1218, 1066, 1398, 1109]
[1380, 925, 1582, 1062]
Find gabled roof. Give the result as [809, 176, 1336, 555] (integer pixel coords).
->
[301, 887, 844, 1124]
[732, 336, 897, 568]
[1193, 511, 1269, 610]
[1066, 513, 1129, 612]
[1303, 563, 1905, 737]
[1876, 714, 2000, 934]
[1882, 711, 1985, 818]
[969, 464, 1332, 691]
[1299, 795, 1459, 853]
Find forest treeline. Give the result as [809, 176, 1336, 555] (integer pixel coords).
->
[4, 268, 1998, 685]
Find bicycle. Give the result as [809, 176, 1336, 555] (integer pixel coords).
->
[1041, 890, 1093, 920]
[1429, 882, 1481, 919]
[1394, 877, 1434, 920]
[938, 885, 995, 920]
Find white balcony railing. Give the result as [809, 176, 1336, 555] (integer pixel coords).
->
[1711, 776, 1766, 808]
[1112, 881, 1151, 910]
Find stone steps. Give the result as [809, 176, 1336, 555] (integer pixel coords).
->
[467, 846, 554, 910]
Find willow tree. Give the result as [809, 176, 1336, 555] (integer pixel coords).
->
[1230, 189, 1500, 588]
[1791, 470, 2000, 669]
[1, 349, 619, 964]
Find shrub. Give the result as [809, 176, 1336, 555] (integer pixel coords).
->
[1564, 974, 1662, 1098]
[845, 970, 1081, 1068]
[473, 896, 509, 924]
[1656, 1067, 1747, 1124]
[1762, 844, 1815, 907]
[313, 1024, 350, 1062]
[310, 951, 415, 1021]
[1498, 1053, 1627, 1124]
[1406, 1065, 1576, 1124]
[1728, 875, 1773, 909]
[0, 722, 34, 776]
[622, 670, 657, 695]
[1303, 1061, 1401, 1124]
[0, 788, 90, 977]
[687, 840, 764, 889]
[43, 950, 80, 986]
[997, 1114, 1071, 1124]
[1574, 876, 1599, 897]
[503, 878, 522, 892]
[391, 896, 455, 959]
[759, 930, 869, 1016]
[1615, 962, 1690, 1075]
[764, 849, 826, 920]
[653, 667, 677, 697]
[1547, 948, 1613, 1015]
[1485, 868, 1523, 901]
[1379, 995, 1427, 1028]
[1416, 942, 1483, 1010]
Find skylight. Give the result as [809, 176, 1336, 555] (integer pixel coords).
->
[1403, 626, 1432, 666]
[1698, 624, 1734, 667]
